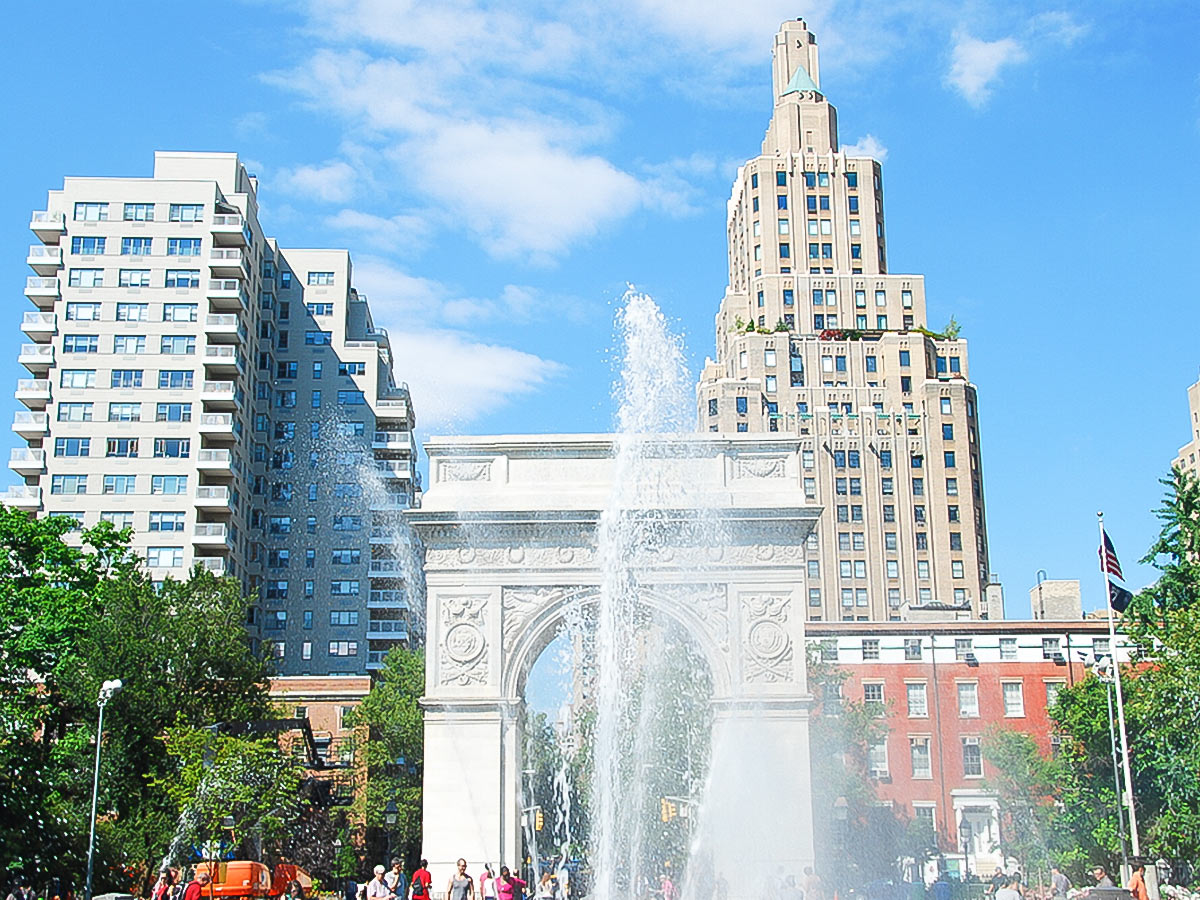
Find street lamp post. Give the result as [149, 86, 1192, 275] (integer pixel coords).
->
[384, 801, 398, 864]
[85, 679, 124, 900]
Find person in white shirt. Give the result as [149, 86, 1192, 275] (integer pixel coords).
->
[368, 866, 396, 900]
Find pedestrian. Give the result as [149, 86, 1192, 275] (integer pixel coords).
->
[385, 860, 407, 900]
[802, 868, 823, 900]
[182, 869, 211, 900]
[480, 866, 497, 900]
[152, 869, 180, 900]
[368, 866, 396, 900]
[536, 874, 554, 900]
[4, 880, 33, 900]
[995, 876, 1021, 900]
[986, 868, 1006, 896]
[1127, 865, 1149, 900]
[1050, 867, 1070, 899]
[496, 866, 527, 900]
[410, 860, 432, 900]
[1092, 868, 1114, 889]
[447, 860, 474, 900]
[288, 881, 307, 900]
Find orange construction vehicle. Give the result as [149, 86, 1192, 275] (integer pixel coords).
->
[194, 863, 313, 899]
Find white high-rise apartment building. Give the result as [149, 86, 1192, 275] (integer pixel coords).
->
[1174, 376, 1200, 477]
[8, 151, 418, 674]
[697, 21, 993, 622]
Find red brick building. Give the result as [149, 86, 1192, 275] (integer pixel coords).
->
[806, 619, 1128, 878]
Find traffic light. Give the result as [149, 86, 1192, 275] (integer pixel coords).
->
[660, 798, 678, 822]
[535, 809, 544, 831]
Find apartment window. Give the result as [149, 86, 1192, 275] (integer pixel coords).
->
[330, 580, 361, 596]
[948, 506, 960, 523]
[111, 369, 143, 389]
[68, 268, 104, 288]
[105, 438, 137, 458]
[74, 202, 108, 221]
[268, 516, 292, 535]
[957, 682, 979, 717]
[71, 236, 106, 255]
[951, 561, 965, 579]
[58, 402, 93, 422]
[868, 739, 889, 777]
[119, 236, 152, 256]
[53, 437, 90, 458]
[1045, 681, 1065, 705]
[330, 610, 359, 626]
[102, 475, 135, 495]
[962, 737, 983, 777]
[149, 511, 185, 532]
[885, 560, 899, 578]
[949, 532, 963, 551]
[883, 505, 895, 523]
[265, 581, 289, 600]
[160, 336, 196, 355]
[101, 511, 134, 529]
[333, 515, 362, 531]
[268, 549, 290, 569]
[337, 390, 366, 405]
[338, 362, 366, 376]
[999, 637, 1017, 660]
[167, 238, 202, 256]
[1003, 681, 1025, 717]
[118, 269, 151, 288]
[1093, 637, 1111, 657]
[308, 271, 335, 286]
[942, 423, 955, 441]
[910, 737, 932, 779]
[165, 269, 201, 288]
[854, 560, 867, 578]
[301, 642, 312, 660]
[158, 370, 193, 390]
[155, 403, 192, 422]
[163, 303, 198, 322]
[955, 638, 973, 660]
[58, 369, 96, 390]
[329, 641, 359, 657]
[311, 390, 322, 408]
[123, 203, 154, 221]
[331, 548, 361, 565]
[151, 475, 188, 495]
[944, 451, 957, 468]
[305, 330, 332, 346]
[146, 547, 184, 568]
[116, 302, 149, 321]
[862, 639, 880, 661]
[906, 682, 928, 717]
[946, 477, 959, 496]
[63, 334, 98, 354]
[108, 402, 140, 422]
[154, 438, 190, 458]
[168, 203, 204, 222]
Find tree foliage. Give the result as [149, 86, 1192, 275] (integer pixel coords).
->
[0, 509, 273, 892]
[982, 729, 1070, 878]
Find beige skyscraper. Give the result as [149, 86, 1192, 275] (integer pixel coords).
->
[697, 20, 993, 622]
[8, 151, 418, 673]
[1173, 375, 1200, 477]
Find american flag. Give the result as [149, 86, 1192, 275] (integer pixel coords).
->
[1099, 528, 1124, 581]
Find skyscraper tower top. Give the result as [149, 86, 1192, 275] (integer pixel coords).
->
[772, 19, 822, 97]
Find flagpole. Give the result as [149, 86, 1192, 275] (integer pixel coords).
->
[1098, 511, 1141, 858]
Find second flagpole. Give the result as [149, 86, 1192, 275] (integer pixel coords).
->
[1097, 511, 1141, 858]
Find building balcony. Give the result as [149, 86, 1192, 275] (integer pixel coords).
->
[27, 245, 63, 275]
[373, 460, 411, 480]
[25, 276, 60, 307]
[19, 343, 54, 374]
[203, 345, 243, 375]
[194, 556, 227, 576]
[207, 279, 248, 311]
[368, 559, 404, 578]
[198, 412, 235, 437]
[368, 589, 409, 609]
[12, 411, 48, 438]
[210, 214, 249, 246]
[372, 430, 415, 452]
[204, 313, 244, 343]
[196, 448, 233, 475]
[192, 523, 231, 547]
[15, 379, 51, 408]
[194, 485, 232, 511]
[367, 621, 409, 639]
[208, 248, 248, 278]
[2, 485, 41, 510]
[8, 448, 46, 475]
[374, 398, 410, 425]
[369, 528, 412, 545]
[30, 211, 65, 243]
[21, 312, 56, 340]
[200, 380, 238, 408]
[369, 494, 412, 512]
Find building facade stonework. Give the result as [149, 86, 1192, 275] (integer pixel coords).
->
[9, 151, 417, 675]
[697, 19, 991, 623]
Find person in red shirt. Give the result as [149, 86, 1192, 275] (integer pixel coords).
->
[410, 861, 432, 900]
[182, 870, 211, 900]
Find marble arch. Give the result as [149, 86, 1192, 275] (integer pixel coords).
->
[406, 434, 821, 883]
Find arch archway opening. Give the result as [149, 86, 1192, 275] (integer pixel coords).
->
[516, 596, 716, 899]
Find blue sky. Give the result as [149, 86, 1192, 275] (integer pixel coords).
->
[2, 0, 1198, 619]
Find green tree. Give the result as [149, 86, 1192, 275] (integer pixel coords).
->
[1050, 468, 1200, 868]
[982, 729, 1069, 879]
[346, 646, 425, 869]
[0, 509, 274, 891]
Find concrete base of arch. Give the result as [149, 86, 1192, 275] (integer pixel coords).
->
[407, 434, 821, 887]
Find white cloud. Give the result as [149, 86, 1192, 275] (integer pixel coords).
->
[840, 134, 888, 162]
[325, 208, 427, 251]
[946, 31, 1028, 106]
[1030, 11, 1088, 46]
[386, 329, 565, 430]
[275, 160, 358, 203]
